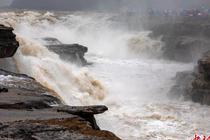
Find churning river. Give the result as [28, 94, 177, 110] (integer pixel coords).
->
[1, 10, 210, 140]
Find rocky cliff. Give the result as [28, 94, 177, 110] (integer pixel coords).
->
[0, 25, 19, 58]
[155, 17, 210, 105]
[0, 24, 120, 139]
[170, 52, 210, 105]
[191, 51, 210, 104]
[148, 17, 210, 62]
[43, 38, 88, 65]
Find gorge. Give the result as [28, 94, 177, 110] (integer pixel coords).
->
[0, 9, 210, 139]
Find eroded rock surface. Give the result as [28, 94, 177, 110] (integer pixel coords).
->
[0, 24, 19, 58]
[190, 52, 210, 105]
[0, 69, 120, 139]
[0, 22, 119, 140]
[169, 71, 195, 99]
[170, 52, 210, 105]
[43, 37, 88, 65]
[156, 17, 210, 104]
[149, 17, 210, 62]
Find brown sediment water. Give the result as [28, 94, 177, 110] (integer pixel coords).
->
[1, 10, 210, 140]
[14, 35, 107, 105]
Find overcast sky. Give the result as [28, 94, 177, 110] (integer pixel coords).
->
[0, 0, 13, 7]
[5, 0, 210, 10]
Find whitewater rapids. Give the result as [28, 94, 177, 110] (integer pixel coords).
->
[1, 11, 210, 139]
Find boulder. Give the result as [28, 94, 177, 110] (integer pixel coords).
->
[198, 51, 210, 80]
[189, 52, 210, 105]
[43, 38, 88, 65]
[170, 52, 210, 105]
[0, 24, 19, 58]
[48, 44, 88, 65]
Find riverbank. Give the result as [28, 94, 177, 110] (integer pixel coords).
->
[0, 24, 120, 140]
[147, 16, 210, 105]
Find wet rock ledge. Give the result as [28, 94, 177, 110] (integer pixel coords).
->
[0, 25, 120, 139]
[192, 51, 210, 105]
[43, 37, 88, 66]
[0, 25, 19, 58]
[170, 48, 210, 105]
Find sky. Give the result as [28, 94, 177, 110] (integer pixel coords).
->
[122, 0, 210, 10]
[5, 0, 210, 11]
[0, 0, 13, 7]
[10, 0, 123, 11]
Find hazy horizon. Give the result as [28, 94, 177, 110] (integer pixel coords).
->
[7, 0, 210, 11]
[0, 0, 13, 7]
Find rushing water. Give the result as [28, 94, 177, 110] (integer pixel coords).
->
[1, 11, 210, 140]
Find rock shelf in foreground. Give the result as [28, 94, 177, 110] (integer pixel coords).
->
[0, 69, 120, 140]
[0, 24, 120, 140]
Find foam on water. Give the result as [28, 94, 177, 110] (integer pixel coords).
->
[14, 35, 106, 105]
[1, 10, 209, 139]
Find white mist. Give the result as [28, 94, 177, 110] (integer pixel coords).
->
[1, 11, 210, 140]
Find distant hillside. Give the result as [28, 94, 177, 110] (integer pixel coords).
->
[10, 0, 123, 11]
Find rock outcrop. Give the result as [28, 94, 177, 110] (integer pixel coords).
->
[149, 17, 210, 62]
[155, 17, 210, 105]
[0, 25, 120, 139]
[0, 25, 19, 58]
[0, 69, 120, 139]
[43, 37, 88, 65]
[191, 51, 210, 105]
[169, 71, 195, 99]
[170, 51, 210, 105]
